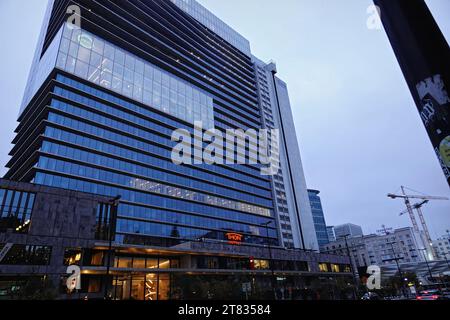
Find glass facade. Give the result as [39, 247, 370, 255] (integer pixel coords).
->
[0, 189, 35, 233]
[308, 190, 329, 247]
[29, 72, 277, 246]
[57, 24, 215, 129]
[170, 0, 251, 57]
[6, 0, 279, 249]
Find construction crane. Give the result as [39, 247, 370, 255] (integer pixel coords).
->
[387, 186, 448, 233]
[399, 200, 433, 256]
[388, 186, 449, 259]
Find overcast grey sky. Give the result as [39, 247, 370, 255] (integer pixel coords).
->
[0, 0, 449, 237]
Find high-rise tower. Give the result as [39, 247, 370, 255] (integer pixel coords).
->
[5, 0, 318, 251]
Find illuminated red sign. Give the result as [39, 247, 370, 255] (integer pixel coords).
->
[225, 233, 243, 245]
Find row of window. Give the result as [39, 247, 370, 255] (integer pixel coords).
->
[52, 80, 264, 174]
[196, 256, 310, 272]
[117, 204, 275, 237]
[62, 20, 259, 118]
[114, 255, 180, 269]
[170, 0, 251, 57]
[0, 244, 51, 266]
[33, 173, 276, 230]
[117, 203, 274, 233]
[51, 95, 261, 167]
[37, 157, 271, 216]
[116, 218, 276, 245]
[318, 263, 351, 273]
[47, 112, 269, 203]
[63, 248, 105, 267]
[41, 139, 272, 203]
[43, 126, 269, 190]
[55, 74, 264, 159]
[58, 26, 214, 128]
[48, 97, 265, 183]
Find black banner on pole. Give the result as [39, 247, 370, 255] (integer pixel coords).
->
[374, 0, 450, 187]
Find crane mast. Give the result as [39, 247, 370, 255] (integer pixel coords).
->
[388, 186, 449, 260]
[401, 186, 420, 233]
[415, 205, 436, 258]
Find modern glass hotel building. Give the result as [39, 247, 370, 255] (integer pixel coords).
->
[1, 0, 351, 300]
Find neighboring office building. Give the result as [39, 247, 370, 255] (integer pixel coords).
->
[307, 190, 329, 247]
[0, 179, 351, 300]
[1, 0, 333, 300]
[327, 226, 336, 242]
[253, 58, 318, 250]
[322, 227, 428, 274]
[334, 223, 363, 239]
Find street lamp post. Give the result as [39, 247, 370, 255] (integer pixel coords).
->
[342, 234, 359, 299]
[383, 230, 407, 297]
[443, 253, 450, 288]
[104, 195, 121, 300]
[261, 221, 277, 300]
[419, 248, 435, 286]
[444, 253, 450, 269]
[386, 240, 407, 297]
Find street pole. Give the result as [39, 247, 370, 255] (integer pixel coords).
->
[104, 195, 121, 300]
[444, 254, 450, 270]
[443, 254, 450, 288]
[382, 226, 407, 297]
[342, 235, 359, 299]
[262, 221, 277, 300]
[374, 0, 450, 187]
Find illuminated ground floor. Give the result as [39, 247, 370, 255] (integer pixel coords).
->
[0, 180, 353, 300]
[0, 240, 354, 300]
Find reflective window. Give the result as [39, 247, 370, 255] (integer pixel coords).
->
[319, 263, 329, 272]
[0, 244, 52, 266]
[37, 156, 271, 217]
[0, 189, 35, 233]
[170, 0, 251, 57]
[58, 24, 214, 128]
[49, 82, 266, 182]
[63, 248, 82, 266]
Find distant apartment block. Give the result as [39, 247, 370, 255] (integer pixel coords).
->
[433, 235, 450, 260]
[322, 227, 429, 272]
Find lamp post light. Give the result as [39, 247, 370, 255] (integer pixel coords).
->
[419, 248, 435, 285]
[443, 253, 450, 288]
[104, 195, 121, 300]
[261, 221, 277, 300]
[444, 253, 450, 270]
[342, 234, 359, 300]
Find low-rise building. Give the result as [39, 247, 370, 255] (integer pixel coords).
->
[322, 227, 429, 274]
